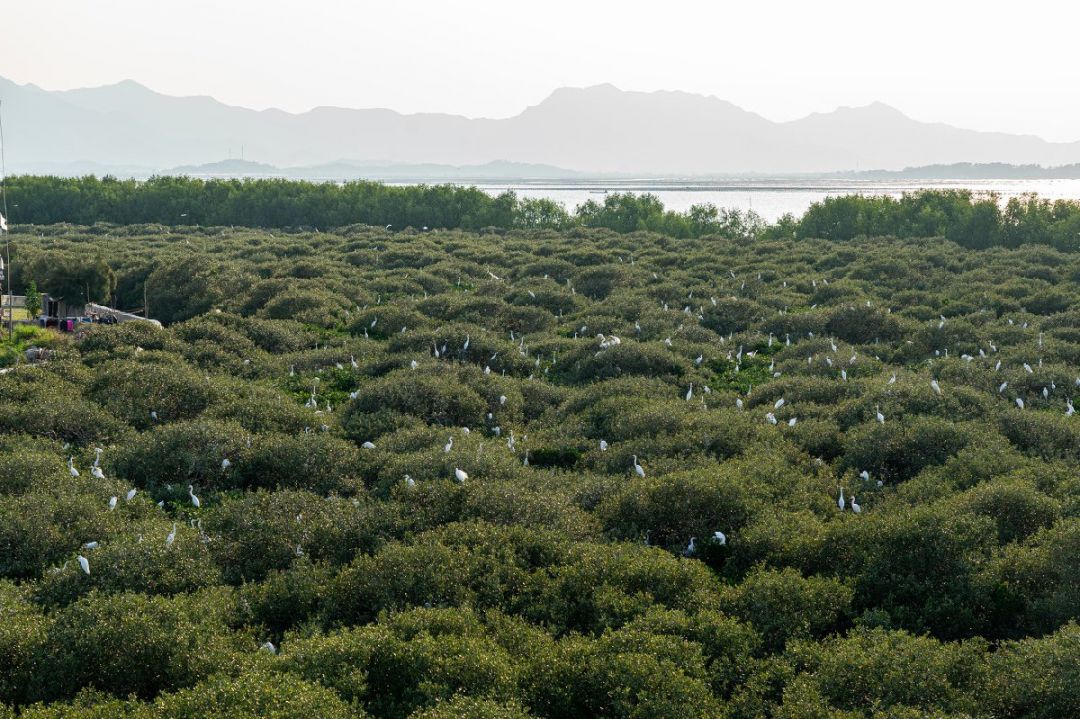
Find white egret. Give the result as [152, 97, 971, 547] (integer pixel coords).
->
[788, 417, 798, 426]
[599, 439, 609, 451]
[188, 485, 200, 508]
[68, 457, 80, 478]
[454, 468, 468, 483]
[774, 397, 785, 410]
[838, 487, 846, 511]
[77, 555, 90, 575]
[83, 541, 99, 550]
[765, 412, 778, 425]
[91, 465, 105, 480]
[261, 641, 277, 654]
[632, 455, 646, 478]
[166, 523, 177, 547]
[713, 531, 727, 545]
[361, 441, 376, 449]
[876, 405, 885, 424]
[888, 373, 897, 384]
[126, 488, 137, 501]
[859, 470, 871, 482]
[683, 537, 697, 556]
[999, 381, 1008, 394]
[685, 384, 694, 401]
[108, 496, 117, 511]
[851, 496, 862, 514]
[1016, 397, 1025, 409]
[405, 475, 416, 487]
[931, 380, 942, 396]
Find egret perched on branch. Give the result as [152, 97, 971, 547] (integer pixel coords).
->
[361, 441, 376, 449]
[851, 495, 862, 514]
[713, 531, 727, 546]
[876, 405, 885, 424]
[126, 488, 137, 501]
[454, 467, 468, 483]
[166, 523, 177, 547]
[68, 457, 79, 478]
[77, 555, 90, 575]
[859, 470, 870, 482]
[683, 537, 697, 556]
[599, 439, 609, 451]
[188, 485, 200, 508]
[632, 455, 645, 478]
[930, 380, 942, 396]
[108, 496, 117, 511]
[838, 487, 846, 511]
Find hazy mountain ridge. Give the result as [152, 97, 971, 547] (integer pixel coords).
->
[3, 76, 1080, 174]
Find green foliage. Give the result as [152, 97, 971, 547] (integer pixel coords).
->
[5, 205, 1080, 717]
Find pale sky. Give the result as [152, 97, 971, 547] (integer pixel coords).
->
[3, 0, 1079, 142]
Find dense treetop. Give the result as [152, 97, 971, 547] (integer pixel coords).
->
[1, 213, 1080, 718]
[5, 175, 1080, 249]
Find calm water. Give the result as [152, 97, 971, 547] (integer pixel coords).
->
[469, 179, 1080, 222]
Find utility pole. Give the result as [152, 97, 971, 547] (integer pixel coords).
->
[0, 99, 11, 339]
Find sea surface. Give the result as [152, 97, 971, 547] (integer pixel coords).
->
[464, 179, 1080, 222]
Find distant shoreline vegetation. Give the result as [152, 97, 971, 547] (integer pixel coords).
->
[5, 175, 1080, 250]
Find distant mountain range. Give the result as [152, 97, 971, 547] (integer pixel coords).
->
[165, 158, 585, 181]
[3, 76, 1080, 175]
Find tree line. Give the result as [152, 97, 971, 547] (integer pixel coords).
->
[1, 175, 763, 240]
[4, 175, 1080, 249]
